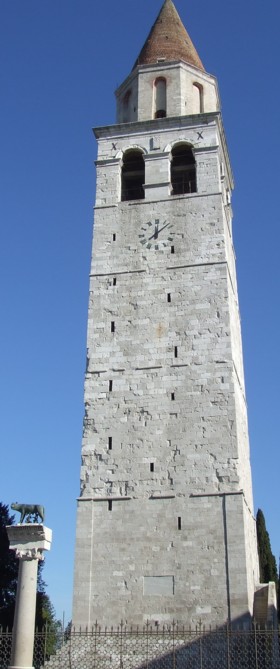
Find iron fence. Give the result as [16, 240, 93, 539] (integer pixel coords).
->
[0, 626, 59, 669]
[0, 623, 279, 669]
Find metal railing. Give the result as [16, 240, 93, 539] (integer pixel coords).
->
[0, 625, 61, 669]
[171, 177, 196, 195]
[121, 186, 145, 201]
[1, 622, 279, 669]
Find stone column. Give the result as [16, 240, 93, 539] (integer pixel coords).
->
[6, 524, 52, 669]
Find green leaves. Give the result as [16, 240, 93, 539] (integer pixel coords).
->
[0, 503, 18, 628]
[256, 508, 278, 585]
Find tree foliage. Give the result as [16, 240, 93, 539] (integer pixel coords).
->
[36, 592, 63, 656]
[0, 503, 18, 628]
[278, 562, 280, 622]
[256, 508, 278, 584]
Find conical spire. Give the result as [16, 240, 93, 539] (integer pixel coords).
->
[132, 0, 204, 71]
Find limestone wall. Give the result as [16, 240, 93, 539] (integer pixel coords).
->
[73, 111, 259, 629]
[116, 62, 219, 123]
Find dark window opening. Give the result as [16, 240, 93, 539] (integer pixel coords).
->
[121, 149, 145, 201]
[174, 346, 178, 358]
[154, 77, 167, 119]
[113, 277, 117, 286]
[109, 380, 113, 392]
[113, 233, 116, 241]
[171, 392, 175, 401]
[167, 293, 171, 303]
[108, 437, 112, 450]
[171, 144, 196, 195]
[150, 463, 154, 472]
[108, 500, 112, 511]
[178, 517, 181, 530]
[155, 109, 166, 118]
[111, 321, 115, 333]
[171, 245, 175, 254]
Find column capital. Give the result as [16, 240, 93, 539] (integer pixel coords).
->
[6, 524, 52, 561]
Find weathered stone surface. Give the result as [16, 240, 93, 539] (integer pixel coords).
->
[73, 5, 259, 631]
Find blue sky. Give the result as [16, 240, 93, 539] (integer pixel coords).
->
[1, 0, 280, 624]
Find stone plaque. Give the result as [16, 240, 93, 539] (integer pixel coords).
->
[143, 576, 174, 596]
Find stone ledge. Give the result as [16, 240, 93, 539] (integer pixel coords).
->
[7, 524, 52, 557]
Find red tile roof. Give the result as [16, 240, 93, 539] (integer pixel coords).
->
[132, 0, 204, 71]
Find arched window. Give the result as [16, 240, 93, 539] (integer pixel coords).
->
[171, 144, 196, 195]
[121, 149, 145, 201]
[193, 83, 204, 114]
[154, 78, 167, 119]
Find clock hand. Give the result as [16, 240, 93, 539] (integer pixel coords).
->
[146, 220, 171, 241]
[157, 221, 171, 235]
[148, 222, 159, 241]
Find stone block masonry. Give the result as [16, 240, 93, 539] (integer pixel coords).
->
[73, 0, 260, 629]
[73, 112, 259, 628]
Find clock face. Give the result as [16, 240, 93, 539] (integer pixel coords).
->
[138, 218, 174, 250]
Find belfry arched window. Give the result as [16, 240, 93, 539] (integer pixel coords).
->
[171, 144, 196, 195]
[154, 77, 167, 119]
[193, 83, 204, 114]
[121, 149, 145, 201]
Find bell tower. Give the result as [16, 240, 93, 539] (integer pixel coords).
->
[73, 0, 260, 628]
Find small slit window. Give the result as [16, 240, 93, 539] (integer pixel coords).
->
[178, 517, 181, 530]
[121, 149, 145, 201]
[171, 144, 196, 195]
[154, 77, 167, 119]
[109, 380, 113, 392]
[150, 463, 154, 473]
[108, 500, 112, 511]
[108, 437, 112, 450]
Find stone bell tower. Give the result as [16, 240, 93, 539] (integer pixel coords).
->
[73, 0, 260, 628]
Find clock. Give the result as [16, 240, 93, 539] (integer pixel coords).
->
[138, 218, 174, 250]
